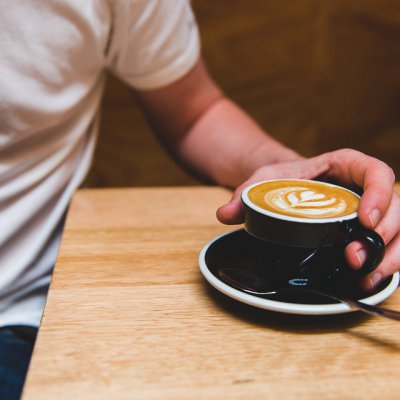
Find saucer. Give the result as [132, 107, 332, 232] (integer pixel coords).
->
[199, 229, 399, 315]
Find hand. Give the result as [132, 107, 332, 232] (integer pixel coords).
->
[217, 149, 399, 291]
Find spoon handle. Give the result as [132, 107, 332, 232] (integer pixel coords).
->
[289, 288, 400, 321]
[218, 268, 400, 321]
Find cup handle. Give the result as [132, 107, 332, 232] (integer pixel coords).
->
[345, 226, 385, 274]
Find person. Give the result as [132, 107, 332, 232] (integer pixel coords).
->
[1, 0, 399, 398]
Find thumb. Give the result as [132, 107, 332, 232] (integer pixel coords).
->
[216, 183, 247, 225]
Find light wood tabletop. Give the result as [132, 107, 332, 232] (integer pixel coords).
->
[24, 185, 400, 399]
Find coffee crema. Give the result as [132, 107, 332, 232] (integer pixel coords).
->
[248, 180, 359, 219]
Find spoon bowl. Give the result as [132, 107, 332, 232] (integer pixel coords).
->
[219, 268, 400, 321]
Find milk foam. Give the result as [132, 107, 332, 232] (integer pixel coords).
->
[247, 180, 359, 219]
[264, 187, 348, 218]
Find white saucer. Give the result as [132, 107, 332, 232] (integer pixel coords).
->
[199, 230, 399, 315]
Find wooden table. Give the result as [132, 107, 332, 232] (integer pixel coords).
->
[24, 185, 400, 399]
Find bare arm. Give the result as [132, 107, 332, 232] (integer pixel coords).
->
[134, 59, 301, 187]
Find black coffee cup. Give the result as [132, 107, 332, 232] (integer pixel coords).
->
[241, 179, 385, 275]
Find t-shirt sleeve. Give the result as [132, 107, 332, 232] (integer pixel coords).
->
[106, 0, 201, 90]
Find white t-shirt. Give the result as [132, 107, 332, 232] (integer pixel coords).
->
[0, 0, 200, 327]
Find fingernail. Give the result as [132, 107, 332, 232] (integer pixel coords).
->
[369, 209, 380, 228]
[356, 248, 367, 267]
[368, 272, 382, 290]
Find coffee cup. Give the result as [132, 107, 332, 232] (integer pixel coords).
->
[241, 179, 385, 275]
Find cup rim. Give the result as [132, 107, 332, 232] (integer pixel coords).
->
[241, 179, 360, 224]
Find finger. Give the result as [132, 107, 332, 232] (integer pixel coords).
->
[216, 183, 249, 225]
[358, 160, 395, 229]
[216, 199, 243, 225]
[374, 193, 400, 245]
[345, 193, 400, 270]
[360, 231, 400, 291]
[344, 240, 365, 271]
[329, 149, 395, 229]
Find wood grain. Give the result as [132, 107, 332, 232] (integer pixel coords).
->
[87, 0, 400, 189]
[23, 185, 400, 399]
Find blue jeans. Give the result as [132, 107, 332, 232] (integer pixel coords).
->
[0, 326, 37, 400]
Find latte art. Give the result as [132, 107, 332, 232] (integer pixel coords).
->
[248, 180, 359, 219]
[265, 187, 347, 218]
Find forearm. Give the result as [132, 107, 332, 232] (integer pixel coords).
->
[175, 96, 302, 187]
[135, 59, 301, 187]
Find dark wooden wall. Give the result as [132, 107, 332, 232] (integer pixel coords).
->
[86, 0, 400, 188]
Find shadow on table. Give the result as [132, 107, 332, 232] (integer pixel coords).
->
[203, 281, 400, 352]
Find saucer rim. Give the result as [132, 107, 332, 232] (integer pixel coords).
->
[199, 229, 400, 315]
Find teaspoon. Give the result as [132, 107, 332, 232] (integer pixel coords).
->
[219, 268, 400, 321]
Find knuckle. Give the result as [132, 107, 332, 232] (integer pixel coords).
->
[355, 155, 395, 184]
[374, 158, 388, 168]
[374, 160, 395, 183]
[387, 165, 396, 183]
[339, 148, 362, 158]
